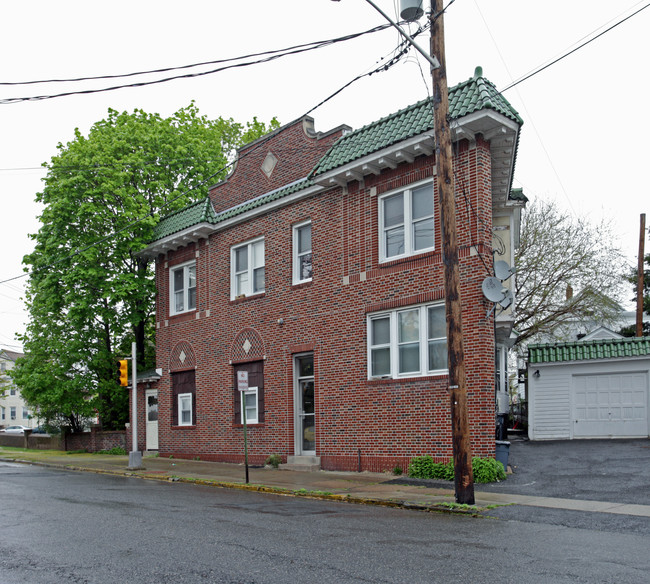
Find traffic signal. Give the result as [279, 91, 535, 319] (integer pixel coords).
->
[118, 360, 129, 387]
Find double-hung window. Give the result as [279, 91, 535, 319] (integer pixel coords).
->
[170, 261, 196, 315]
[293, 221, 312, 284]
[379, 181, 434, 261]
[241, 387, 259, 424]
[232, 238, 265, 298]
[178, 393, 193, 426]
[368, 303, 447, 378]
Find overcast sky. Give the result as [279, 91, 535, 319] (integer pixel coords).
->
[1, 0, 648, 350]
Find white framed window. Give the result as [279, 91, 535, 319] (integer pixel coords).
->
[170, 261, 196, 315]
[178, 393, 193, 426]
[368, 303, 447, 379]
[22, 407, 30, 420]
[231, 238, 265, 299]
[1, 407, 5, 420]
[379, 181, 434, 261]
[293, 221, 312, 284]
[10, 406, 17, 420]
[241, 386, 259, 424]
[10, 388, 16, 396]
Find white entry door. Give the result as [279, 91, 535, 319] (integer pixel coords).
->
[573, 373, 648, 438]
[145, 389, 159, 450]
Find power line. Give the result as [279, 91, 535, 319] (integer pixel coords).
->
[0, 47, 411, 288]
[501, 1, 650, 93]
[0, 23, 393, 105]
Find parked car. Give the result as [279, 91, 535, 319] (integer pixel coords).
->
[31, 426, 51, 435]
[0, 425, 31, 434]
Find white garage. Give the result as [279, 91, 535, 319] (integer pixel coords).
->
[527, 337, 650, 440]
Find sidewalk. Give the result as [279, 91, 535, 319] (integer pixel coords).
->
[3, 447, 650, 518]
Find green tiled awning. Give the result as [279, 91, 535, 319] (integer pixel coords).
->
[528, 337, 650, 364]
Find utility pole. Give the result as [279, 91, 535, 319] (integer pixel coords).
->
[637, 213, 646, 337]
[429, 0, 475, 504]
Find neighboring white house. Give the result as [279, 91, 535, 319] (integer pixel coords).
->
[527, 336, 650, 440]
[0, 349, 37, 430]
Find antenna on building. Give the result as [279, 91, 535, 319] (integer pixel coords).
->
[482, 276, 507, 303]
[494, 260, 514, 281]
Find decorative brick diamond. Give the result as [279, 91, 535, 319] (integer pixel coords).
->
[242, 339, 252, 354]
[179, 350, 186, 364]
[261, 152, 278, 178]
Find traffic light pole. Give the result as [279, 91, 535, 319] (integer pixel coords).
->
[128, 341, 143, 469]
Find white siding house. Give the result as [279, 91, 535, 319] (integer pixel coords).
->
[527, 338, 650, 440]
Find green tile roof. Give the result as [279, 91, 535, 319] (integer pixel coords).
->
[153, 197, 218, 240]
[151, 68, 522, 243]
[528, 337, 650, 364]
[153, 179, 311, 241]
[310, 66, 522, 177]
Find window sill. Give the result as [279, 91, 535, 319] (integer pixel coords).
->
[367, 373, 448, 385]
[233, 423, 265, 428]
[230, 293, 265, 305]
[171, 425, 196, 430]
[169, 310, 197, 324]
[378, 250, 437, 268]
[291, 280, 313, 290]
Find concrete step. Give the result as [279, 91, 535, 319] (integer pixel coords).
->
[280, 455, 321, 472]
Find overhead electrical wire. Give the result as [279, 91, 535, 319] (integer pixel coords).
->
[0, 26, 421, 287]
[500, 1, 650, 93]
[0, 23, 395, 105]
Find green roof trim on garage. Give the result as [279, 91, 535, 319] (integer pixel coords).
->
[528, 337, 650, 364]
[310, 66, 522, 178]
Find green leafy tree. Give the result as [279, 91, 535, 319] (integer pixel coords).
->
[13, 105, 279, 431]
[514, 199, 627, 347]
[619, 252, 650, 336]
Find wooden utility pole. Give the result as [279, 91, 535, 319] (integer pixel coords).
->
[430, 0, 475, 504]
[637, 213, 646, 337]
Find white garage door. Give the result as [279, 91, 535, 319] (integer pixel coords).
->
[573, 372, 648, 437]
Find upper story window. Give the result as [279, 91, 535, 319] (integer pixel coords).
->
[368, 302, 447, 379]
[232, 238, 265, 299]
[379, 181, 434, 261]
[170, 261, 196, 316]
[293, 221, 312, 284]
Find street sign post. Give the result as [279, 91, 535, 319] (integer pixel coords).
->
[237, 370, 249, 483]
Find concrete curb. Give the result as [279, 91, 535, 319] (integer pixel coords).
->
[2, 456, 486, 516]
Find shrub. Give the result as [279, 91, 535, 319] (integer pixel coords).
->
[265, 453, 282, 469]
[408, 455, 505, 483]
[472, 457, 506, 483]
[98, 447, 127, 455]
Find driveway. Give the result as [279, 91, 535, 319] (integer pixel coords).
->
[478, 436, 650, 505]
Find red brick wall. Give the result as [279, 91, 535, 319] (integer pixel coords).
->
[208, 117, 345, 214]
[149, 137, 497, 472]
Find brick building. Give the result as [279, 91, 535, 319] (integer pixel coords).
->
[136, 68, 525, 472]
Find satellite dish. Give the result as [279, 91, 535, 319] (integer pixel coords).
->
[498, 290, 514, 309]
[482, 277, 507, 303]
[494, 260, 514, 281]
[400, 0, 424, 21]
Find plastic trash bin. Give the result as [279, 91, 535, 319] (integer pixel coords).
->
[495, 440, 510, 471]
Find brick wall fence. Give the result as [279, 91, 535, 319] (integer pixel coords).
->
[64, 426, 126, 452]
[0, 427, 126, 452]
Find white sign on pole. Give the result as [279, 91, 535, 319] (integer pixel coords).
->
[237, 370, 249, 392]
